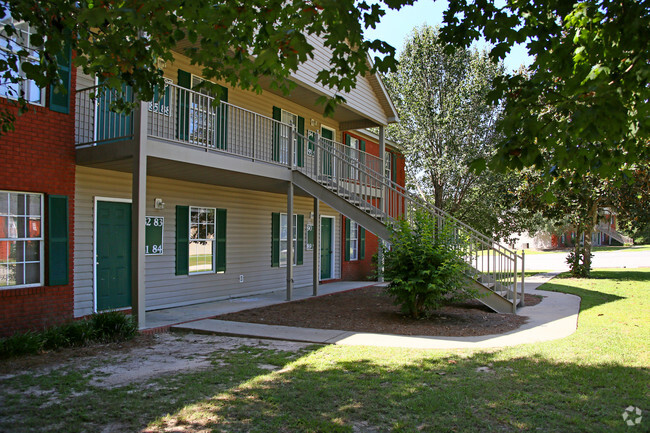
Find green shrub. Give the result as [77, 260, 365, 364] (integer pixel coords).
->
[383, 210, 477, 319]
[0, 312, 138, 359]
[0, 331, 42, 358]
[89, 311, 138, 342]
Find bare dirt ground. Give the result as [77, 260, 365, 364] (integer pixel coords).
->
[0, 287, 542, 385]
[0, 333, 311, 384]
[216, 286, 542, 337]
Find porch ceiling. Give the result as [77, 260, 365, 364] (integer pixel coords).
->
[75, 139, 311, 197]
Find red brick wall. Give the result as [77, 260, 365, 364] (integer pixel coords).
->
[340, 216, 380, 281]
[339, 132, 404, 281]
[0, 69, 77, 337]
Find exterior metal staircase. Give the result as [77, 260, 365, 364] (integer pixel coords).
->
[293, 132, 525, 314]
[75, 83, 525, 314]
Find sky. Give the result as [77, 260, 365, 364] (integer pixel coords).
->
[363, 0, 533, 72]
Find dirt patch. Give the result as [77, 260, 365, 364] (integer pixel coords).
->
[0, 333, 311, 386]
[215, 286, 543, 337]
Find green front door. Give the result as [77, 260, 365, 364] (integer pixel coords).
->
[96, 201, 132, 311]
[321, 127, 334, 177]
[320, 217, 333, 280]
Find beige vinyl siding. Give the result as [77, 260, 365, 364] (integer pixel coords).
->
[164, 52, 347, 143]
[74, 166, 340, 317]
[290, 33, 388, 125]
[76, 67, 95, 90]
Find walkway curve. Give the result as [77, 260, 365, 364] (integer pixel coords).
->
[174, 272, 582, 349]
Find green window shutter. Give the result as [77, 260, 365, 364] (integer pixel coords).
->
[296, 214, 304, 265]
[215, 208, 227, 272]
[391, 153, 397, 182]
[175, 205, 189, 275]
[47, 195, 69, 285]
[176, 69, 191, 140]
[297, 116, 305, 167]
[345, 217, 351, 261]
[345, 134, 351, 146]
[272, 106, 281, 162]
[271, 212, 280, 267]
[216, 85, 229, 150]
[359, 226, 366, 260]
[359, 139, 366, 152]
[49, 38, 72, 114]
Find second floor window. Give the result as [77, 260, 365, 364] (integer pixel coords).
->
[0, 8, 44, 105]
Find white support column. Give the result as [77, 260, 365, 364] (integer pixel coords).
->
[286, 181, 294, 301]
[313, 197, 319, 296]
[379, 125, 387, 215]
[131, 101, 148, 329]
[378, 125, 386, 283]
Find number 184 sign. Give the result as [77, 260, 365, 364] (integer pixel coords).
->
[145, 216, 164, 255]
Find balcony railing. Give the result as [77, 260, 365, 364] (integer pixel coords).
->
[75, 83, 388, 176]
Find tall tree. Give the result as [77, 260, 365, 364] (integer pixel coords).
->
[441, 0, 650, 180]
[0, 0, 413, 134]
[386, 26, 534, 239]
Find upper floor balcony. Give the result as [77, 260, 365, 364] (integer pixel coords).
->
[74, 82, 394, 198]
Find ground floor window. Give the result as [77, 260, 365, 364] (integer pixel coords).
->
[271, 212, 304, 267]
[0, 191, 43, 288]
[189, 207, 215, 274]
[345, 217, 365, 262]
[349, 221, 358, 261]
[280, 213, 298, 267]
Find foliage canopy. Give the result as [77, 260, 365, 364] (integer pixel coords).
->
[0, 0, 413, 133]
[441, 0, 650, 179]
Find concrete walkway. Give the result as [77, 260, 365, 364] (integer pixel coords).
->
[145, 281, 379, 330]
[173, 272, 582, 349]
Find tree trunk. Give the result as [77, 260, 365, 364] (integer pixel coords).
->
[583, 202, 599, 274]
[433, 182, 444, 210]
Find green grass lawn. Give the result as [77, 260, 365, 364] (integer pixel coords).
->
[1, 269, 648, 432]
[522, 244, 650, 255]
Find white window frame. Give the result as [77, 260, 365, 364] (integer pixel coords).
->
[347, 135, 360, 180]
[189, 75, 216, 147]
[0, 191, 44, 289]
[280, 213, 298, 267]
[189, 206, 216, 275]
[349, 220, 358, 261]
[0, 11, 44, 105]
[280, 109, 298, 165]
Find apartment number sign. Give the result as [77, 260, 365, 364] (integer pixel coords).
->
[145, 216, 164, 255]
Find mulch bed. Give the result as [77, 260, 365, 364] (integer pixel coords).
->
[215, 286, 543, 337]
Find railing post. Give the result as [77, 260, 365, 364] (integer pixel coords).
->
[520, 250, 525, 307]
[252, 115, 256, 161]
[512, 252, 518, 313]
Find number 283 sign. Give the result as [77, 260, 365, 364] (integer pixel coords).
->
[145, 216, 164, 255]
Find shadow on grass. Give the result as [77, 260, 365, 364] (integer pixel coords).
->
[132, 350, 647, 433]
[4, 341, 647, 432]
[541, 269, 650, 312]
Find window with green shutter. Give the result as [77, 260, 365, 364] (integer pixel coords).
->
[49, 37, 72, 114]
[215, 208, 227, 272]
[175, 205, 189, 275]
[272, 106, 281, 162]
[271, 212, 303, 267]
[176, 69, 191, 140]
[271, 212, 280, 267]
[297, 116, 305, 167]
[48, 195, 68, 285]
